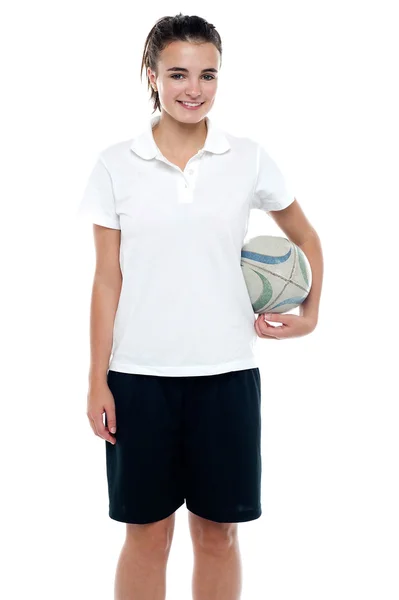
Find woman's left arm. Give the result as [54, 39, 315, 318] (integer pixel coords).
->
[255, 198, 324, 339]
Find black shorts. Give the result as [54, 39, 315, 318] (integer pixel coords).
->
[105, 367, 262, 524]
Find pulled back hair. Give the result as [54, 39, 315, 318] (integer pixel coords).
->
[140, 13, 222, 114]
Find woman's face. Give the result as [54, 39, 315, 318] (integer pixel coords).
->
[148, 40, 220, 122]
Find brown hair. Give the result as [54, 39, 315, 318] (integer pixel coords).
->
[140, 13, 223, 114]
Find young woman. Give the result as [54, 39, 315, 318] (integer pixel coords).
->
[79, 13, 323, 600]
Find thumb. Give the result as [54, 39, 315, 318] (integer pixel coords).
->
[105, 405, 117, 434]
[263, 312, 277, 321]
[264, 311, 294, 325]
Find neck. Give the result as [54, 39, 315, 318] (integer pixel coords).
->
[152, 111, 208, 154]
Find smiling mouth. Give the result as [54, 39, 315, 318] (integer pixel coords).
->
[177, 101, 204, 105]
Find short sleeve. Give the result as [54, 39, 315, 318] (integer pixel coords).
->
[251, 143, 295, 211]
[76, 156, 121, 229]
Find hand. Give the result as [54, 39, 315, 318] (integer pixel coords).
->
[86, 383, 117, 445]
[254, 312, 317, 340]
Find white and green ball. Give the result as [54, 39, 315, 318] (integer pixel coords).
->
[241, 235, 312, 314]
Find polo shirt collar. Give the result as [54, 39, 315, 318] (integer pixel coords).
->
[130, 113, 230, 160]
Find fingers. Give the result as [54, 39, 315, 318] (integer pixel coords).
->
[255, 313, 279, 339]
[254, 316, 264, 338]
[106, 406, 117, 435]
[87, 407, 116, 445]
[101, 409, 117, 444]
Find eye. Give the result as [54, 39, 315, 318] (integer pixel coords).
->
[170, 74, 215, 80]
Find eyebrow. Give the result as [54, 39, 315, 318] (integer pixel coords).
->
[166, 67, 218, 73]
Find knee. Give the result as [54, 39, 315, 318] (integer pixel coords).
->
[126, 514, 175, 553]
[190, 514, 238, 552]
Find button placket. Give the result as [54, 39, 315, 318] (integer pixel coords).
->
[184, 151, 204, 188]
[181, 166, 195, 202]
[161, 148, 204, 202]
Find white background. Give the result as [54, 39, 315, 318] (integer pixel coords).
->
[2, 1, 398, 598]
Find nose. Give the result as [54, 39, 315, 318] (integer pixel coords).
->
[185, 81, 202, 97]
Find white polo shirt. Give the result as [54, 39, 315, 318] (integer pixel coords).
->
[77, 114, 295, 376]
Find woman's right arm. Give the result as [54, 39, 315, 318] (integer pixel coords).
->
[89, 224, 122, 384]
[86, 224, 122, 444]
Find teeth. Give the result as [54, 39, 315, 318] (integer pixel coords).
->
[181, 102, 201, 106]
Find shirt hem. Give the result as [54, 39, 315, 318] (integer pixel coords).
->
[108, 356, 259, 377]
